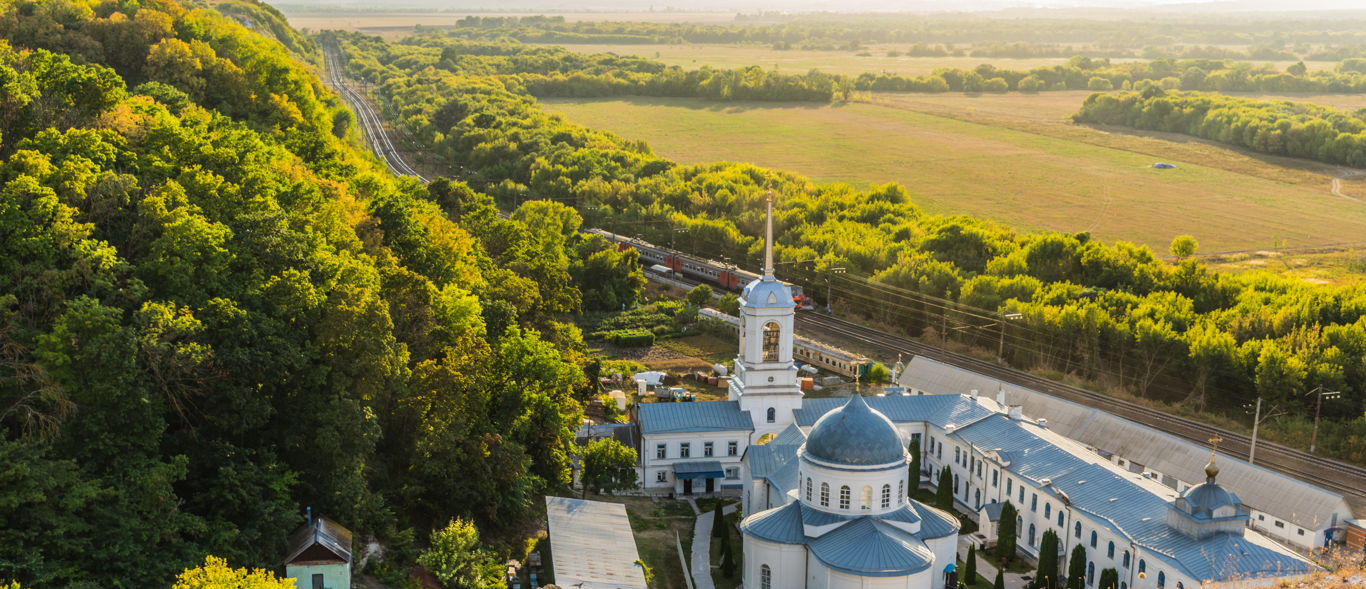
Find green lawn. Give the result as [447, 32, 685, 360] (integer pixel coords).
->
[541, 94, 1366, 251]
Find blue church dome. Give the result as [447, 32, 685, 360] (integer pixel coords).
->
[742, 277, 794, 308]
[804, 394, 905, 465]
[1179, 483, 1241, 519]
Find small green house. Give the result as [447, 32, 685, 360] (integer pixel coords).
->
[283, 512, 353, 589]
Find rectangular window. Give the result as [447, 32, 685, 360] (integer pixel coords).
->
[1031, 493, 1038, 512]
[954, 447, 960, 463]
[656, 444, 667, 460]
[1296, 529, 1304, 536]
[656, 471, 668, 482]
[704, 442, 714, 457]
[725, 467, 739, 480]
[728, 441, 738, 456]
[1019, 487, 1025, 503]
[992, 470, 999, 487]
[680, 443, 690, 458]
[1274, 521, 1285, 528]
[1007, 478, 1013, 495]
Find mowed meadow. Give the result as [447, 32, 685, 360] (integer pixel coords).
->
[541, 91, 1366, 252]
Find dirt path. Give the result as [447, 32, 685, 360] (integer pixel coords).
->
[1331, 167, 1366, 203]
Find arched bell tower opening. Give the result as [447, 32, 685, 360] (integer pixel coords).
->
[762, 322, 781, 362]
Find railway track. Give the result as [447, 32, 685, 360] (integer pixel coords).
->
[321, 44, 1365, 511]
[323, 47, 428, 183]
[795, 312, 1366, 508]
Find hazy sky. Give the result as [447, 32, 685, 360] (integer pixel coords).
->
[280, 0, 1366, 12]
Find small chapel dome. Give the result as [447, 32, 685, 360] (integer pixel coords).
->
[804, 394, 905, 466]
[1178, 482, 1241, 519]
[742, 278, 794, 308]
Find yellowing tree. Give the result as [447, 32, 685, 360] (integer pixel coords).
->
[172, 556, 293, 589]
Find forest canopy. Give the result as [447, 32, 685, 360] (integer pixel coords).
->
[0, 0, 641, 586]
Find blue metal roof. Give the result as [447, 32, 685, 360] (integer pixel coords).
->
[1049, 464, 1315, 583]
[673, 460, 725, 480]
[808, 519, 935, 577]
[794, 394, 995, 430]
[766, 458, 801, 492]
[741, 500, 805, 545]
[806, 395, 906, 466]
[769, 423, 807, 448]
[910, 502, 961, 540]
[638, 401, 753, 434]
[741, 277, 794, 308]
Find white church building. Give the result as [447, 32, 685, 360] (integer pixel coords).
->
[633, 199, 1316, 589]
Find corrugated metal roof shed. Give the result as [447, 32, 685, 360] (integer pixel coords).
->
[283, 514, 352, 566]
[545, 497, 649, 589]
[900, 356, 1354, 530]
[638, 401, 753, 434]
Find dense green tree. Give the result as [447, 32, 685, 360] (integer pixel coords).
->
[1098, 568, 1120, 589]
[964, 544, 978, 583]
[997, 502, 1018, 563]
[1169, 235, 1198, 258]
[936, 466, 955, 510]
[1066, 545, 1088, 589]
[418, 519, 504, 589]
[580, 438, 639, 497]
[686, 284, 714, 308]
[1035, 529, 1061, 589]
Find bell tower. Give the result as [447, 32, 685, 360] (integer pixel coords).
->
[729, 197, 804, 440]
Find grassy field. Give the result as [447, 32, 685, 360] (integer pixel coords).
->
[533, 42, 1342, 78]
[283, 11, 737, 39]
[541, 91, 1366, 252]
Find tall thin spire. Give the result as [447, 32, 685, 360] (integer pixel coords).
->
[763, 193, 775, 279]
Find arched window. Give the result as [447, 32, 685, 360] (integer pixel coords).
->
[898, 480, 904, 500]
[1028, 523, 1037, 547]
[820, 483, 829, 507]
[1122, 551, 1130, 568]
[1138, 560, 1146, 575]
[766, 407, 775, 423]
[1075, 522, 1082, 538]
[974, 489, 981, 508]
[1090, 531, 1098, 548]
[953, 474, 960, 494]
[1057, 512, 1064, 527]
[1157, 571, 1165, 588]
[861, 485, 872, 510]
[881, 484, 892, 509]
[1176, 583, 1184, 589]
[760, 564, 771, 589]
[1107, 541, 1115, 559]
[1045, 503, 1052, 519]
[762, 322, 781, 362]
[1087, 563, 1095, 586]
[839, 486, 851, 510]
[805, 478, 813, 502]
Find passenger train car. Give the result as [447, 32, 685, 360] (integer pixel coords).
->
[589, 228, 815, 309]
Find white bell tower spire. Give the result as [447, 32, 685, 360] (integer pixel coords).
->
[729, 194, 804, 441]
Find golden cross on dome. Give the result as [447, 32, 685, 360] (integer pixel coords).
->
[1208, 436, 1223, 453]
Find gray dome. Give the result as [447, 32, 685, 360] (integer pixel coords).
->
[1179, 483, 1241, 520]
[742, 277, 794, 308]
[804, 394, 905, 466]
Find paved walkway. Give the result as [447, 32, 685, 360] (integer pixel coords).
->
[691, 508, 715, 589]
[686, 498, 741, 589]
[958, 537, 1031, 589]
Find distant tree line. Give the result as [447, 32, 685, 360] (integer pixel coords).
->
[447, 15, 1366, 58]
[337, 30, 1366, 472]
[1075, 89, 1366, 167]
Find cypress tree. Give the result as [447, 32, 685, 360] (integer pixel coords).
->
[996, 502, 1018, 563]
[1066, 544, 1087, 589]
[1098, 568, 1119, 589]
[1036, 529, 1060, 589]
[994, 570, 1005, 589]
[718, 517, 735, 578]
[964, 544, 978, 583]
[936, 466, 955, 511]
[712, 504, 723, 539]
[908, 437, 922, 494]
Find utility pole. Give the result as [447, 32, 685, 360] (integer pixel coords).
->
[825, 267, 845, 314]
[1249, 397, 1262, 466]
[999, 313, 1023, 362]
[1308, 385, 1342, 453]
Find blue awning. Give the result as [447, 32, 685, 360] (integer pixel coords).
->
[673, 460, 725, 480]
